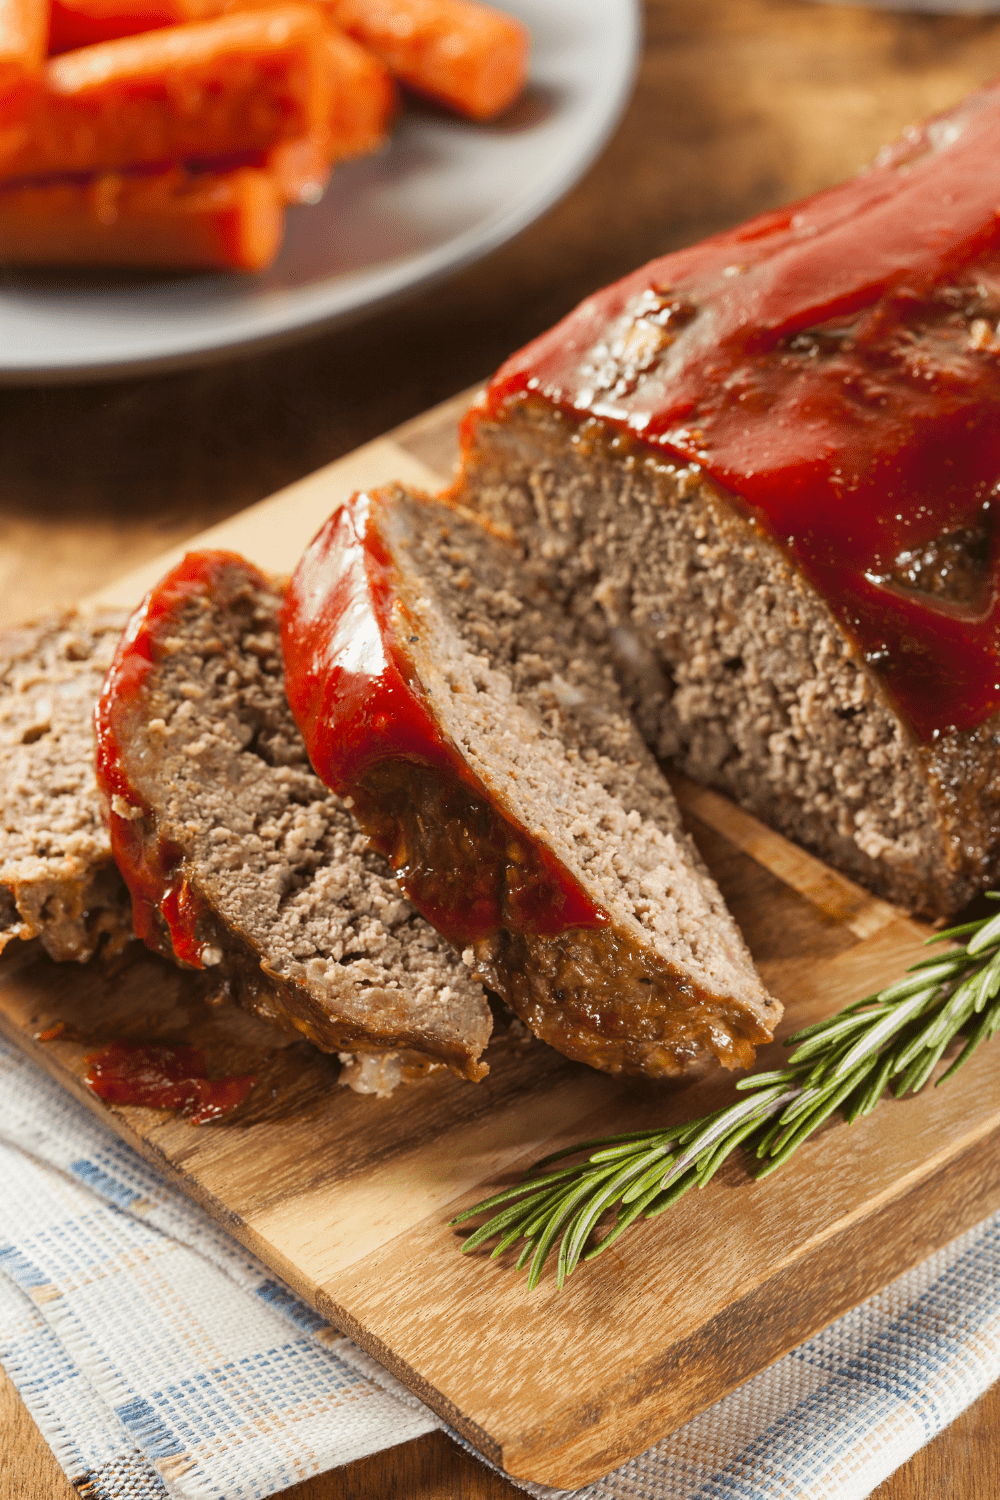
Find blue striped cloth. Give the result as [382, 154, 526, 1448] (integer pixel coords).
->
[0, 1034, 997, 1499]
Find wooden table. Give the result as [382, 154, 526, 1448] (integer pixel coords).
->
[3, 0, 1000, 1493]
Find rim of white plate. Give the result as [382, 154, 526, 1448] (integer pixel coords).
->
[0, 0, 642, 383]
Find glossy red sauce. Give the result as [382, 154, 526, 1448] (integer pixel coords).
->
[281, 491, 609, 944]
[471, 81, 1000, 742]
[85, 1040, 255, 1124]
[94, 550, 269, 967]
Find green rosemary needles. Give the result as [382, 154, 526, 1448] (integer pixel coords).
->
[453, 897, 1000, 1290]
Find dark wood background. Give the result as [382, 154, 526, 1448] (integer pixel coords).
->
[3, 0, 1000, 1493]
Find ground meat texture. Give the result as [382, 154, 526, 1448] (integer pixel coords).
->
[95, 551, 492, 1082]
[0, 608, 134, 962]
[282, 487, 778, 1080]
[454, 400, 993, 919]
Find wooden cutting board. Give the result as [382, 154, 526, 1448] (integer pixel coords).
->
[2, 389, 999, 1491]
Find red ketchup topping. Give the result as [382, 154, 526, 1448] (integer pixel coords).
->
[471, 81, 1000, 742]
[281, 491, 609, 945]
[85, 1040, 255, 1124]
[94, 550, 270, 967]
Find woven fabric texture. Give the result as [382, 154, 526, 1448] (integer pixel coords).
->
[0, 1035, 997, 1500]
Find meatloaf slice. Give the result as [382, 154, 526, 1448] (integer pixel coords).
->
[282, 485, 779, 1080]
[0, 608, 133, 962]
[94, 550, 492, 1082]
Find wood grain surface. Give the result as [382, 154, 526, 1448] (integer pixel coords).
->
[3, 0, 1000, 1492]
[3, 396, 1000, 1489]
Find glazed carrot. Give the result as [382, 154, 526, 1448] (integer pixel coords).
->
[0, 165, 285, 268]
[324, 26, 395, 158]
[219, 15, 397, 159]
[0, 0, 47, 130]
[255, 131, 331, 200]
[0, 7, 330, 181]
[327, 0, 527, 120]
[202, 25, 395, 197]
[47, 0, 225, 56]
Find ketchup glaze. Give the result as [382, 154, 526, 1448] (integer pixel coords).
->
[472, 81, 1000, 743]
[85, 1040, 255, 1124]
[281, 491, 609, 947]
[94, 551, 269, 968]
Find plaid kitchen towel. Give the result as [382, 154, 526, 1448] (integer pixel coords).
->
[0, 1034, 997, 1500]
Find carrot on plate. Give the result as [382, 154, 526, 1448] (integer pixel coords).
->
[259, 131, 330, 200]
[0, 164, 285, 268]
[203, 24, 395, 201]
[47, 0, 226, 57]
[324, 25, 395, 158]
[327, 0, 528, 121]
[0, 0, 48, 136]
[213, 131, 332, 201]
[0, 6, 330, 181]
[220, 13, 398, 160]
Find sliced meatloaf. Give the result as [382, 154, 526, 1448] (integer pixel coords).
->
[0, 607, 133, 962]
[94, 550, 492, 1082]
[282, 485, 779, 1080]
[453, 81, 1000, 919]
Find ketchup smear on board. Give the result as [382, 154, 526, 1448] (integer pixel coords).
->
[475, 81, 1000, 743]
[85, 1041, 256, 1125]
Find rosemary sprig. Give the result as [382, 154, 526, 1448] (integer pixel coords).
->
[453, 896, 1000, 1290]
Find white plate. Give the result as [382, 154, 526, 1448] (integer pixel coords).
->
[0, 0, 640, 382]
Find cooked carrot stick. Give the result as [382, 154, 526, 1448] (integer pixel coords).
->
[195, 133, 332, 201]
[219, 14, 397, 158]
[0, 0, 47, 129]
[0, 7, 330, 181]
[327, 0, 527, 120]
[200, 25, 395, 196]
[0, 165, 285, 268]
[47, 0, 225, 56]
[254, 131, 331, 200]
[324, 25, 395, 158]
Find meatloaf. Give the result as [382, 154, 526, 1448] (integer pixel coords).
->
[282, 485, 778, 1079]
[0, 607, 133, 961]
[454, 81, 1000, 919]
[94, 549, 492, 1081]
